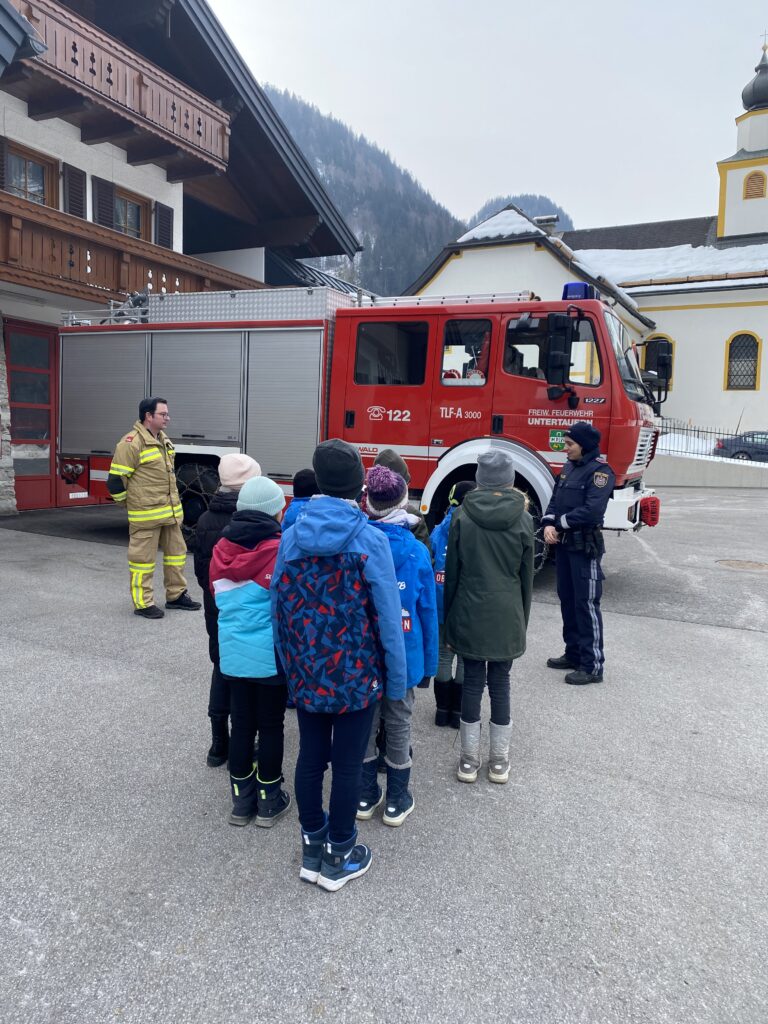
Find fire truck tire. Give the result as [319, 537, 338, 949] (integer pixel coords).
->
[175, 461, 220, 531]
[526, 496, 548, 575]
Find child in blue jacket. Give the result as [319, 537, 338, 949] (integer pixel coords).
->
[430, 481, 476, 728]
[281, 468, 319, 531]
[272, 440, 407, 891]
[210, 476, 291, 829]
[357, 465, 438, 827]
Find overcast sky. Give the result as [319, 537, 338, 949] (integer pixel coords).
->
[209, 0, 768, 230]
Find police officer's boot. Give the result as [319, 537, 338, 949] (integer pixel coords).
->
[206, 715, 229, 768]
[565, 669, 604, 685]
[487, 722, 513, 784]
[434, 679, 452, 727]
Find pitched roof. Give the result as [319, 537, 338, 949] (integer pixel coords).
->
[562, 217, 717, 251]
[0, 0, 45, 75]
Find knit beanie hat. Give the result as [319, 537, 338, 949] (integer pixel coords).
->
[236, 476, 286, 517]
[218, 453, 261, 490]
[313, 438, 365, 499]
[565, 422, 601, 453]
[365, 465, 408, 518]
[292, 468, 319, 499]
[476, 450, 516, 488]
[449, 480, 477, 506]
[374, 448, 411, 484]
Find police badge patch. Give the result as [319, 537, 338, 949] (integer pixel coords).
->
[593, 471, 609, 488]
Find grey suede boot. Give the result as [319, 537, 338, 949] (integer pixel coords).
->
[457, 720, 481, 783]
[488, 722, 513, 784]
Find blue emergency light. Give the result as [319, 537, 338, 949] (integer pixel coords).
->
[562, 282, 598, 300]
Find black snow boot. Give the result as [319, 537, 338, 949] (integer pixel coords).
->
[206, 715, 229, 768]
[434, 679, 452, 727]
[449, 680, 463, 730]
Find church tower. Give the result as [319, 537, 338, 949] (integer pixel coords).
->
[717, 46, 768, 238]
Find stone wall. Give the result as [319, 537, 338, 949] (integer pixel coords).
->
[0, 339, 17, 515]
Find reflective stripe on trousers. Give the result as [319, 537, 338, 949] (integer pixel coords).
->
[127, 522, 188, 608]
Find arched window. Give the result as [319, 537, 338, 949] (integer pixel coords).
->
[644, 335, 674, 390]
[725, 332, 761, 390]
[744, 171, 767, 200]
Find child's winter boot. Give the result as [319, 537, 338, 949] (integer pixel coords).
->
[383, 766, 415, 827]
[255, 775, 292, 828]
[457, 720, 481, 783]
[449, 680, 463, 730]
[317, 830, 372, 892]
[487, 722, 513, 784]
[356, 759, 383, 820]
[206, 715, 229, 767]
[434, 679, 452, 726]
[229, 767, 259, 825]
[299, 815, 329, 884]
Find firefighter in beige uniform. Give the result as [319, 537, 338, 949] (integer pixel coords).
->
[107, 397, 201, 619]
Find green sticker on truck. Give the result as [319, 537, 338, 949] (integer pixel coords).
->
[549, 429, 566, 451]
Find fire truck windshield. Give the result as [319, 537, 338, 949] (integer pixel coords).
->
[604, 313, 646, 403]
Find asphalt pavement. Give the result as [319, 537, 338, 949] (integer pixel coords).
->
[1, 488, 767, 1024]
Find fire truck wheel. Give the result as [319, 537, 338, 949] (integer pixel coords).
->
[528, 499, 548, 575]
[176, 461, 220, 530]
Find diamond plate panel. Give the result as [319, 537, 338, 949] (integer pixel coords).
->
[148, 287, 359, 324]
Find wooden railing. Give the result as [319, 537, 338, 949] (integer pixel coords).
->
[0, 190, 263, 303]
[10, 0, 230, 170]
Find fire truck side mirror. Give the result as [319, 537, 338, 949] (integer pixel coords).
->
[545, 313, 572, 386]
[655, 340, 673, 385]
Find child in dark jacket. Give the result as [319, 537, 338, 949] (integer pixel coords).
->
[357, 466, 438, 827]
[429, 480, 476, 729]
[444, 450, 534, 786]
[281, 468, 319, 531]
[192, 453, 261, 767]
[272, 439, 407, 891]
[210, 476, 291, 828]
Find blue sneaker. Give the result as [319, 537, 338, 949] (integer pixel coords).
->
[316, 832, 372, 892]
[356, 760, 383, 820]
[299, 816, 329, 884]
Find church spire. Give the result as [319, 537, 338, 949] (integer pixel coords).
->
[742, 44, 768, 111]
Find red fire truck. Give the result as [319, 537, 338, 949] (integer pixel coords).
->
[57, 284, 667, 559]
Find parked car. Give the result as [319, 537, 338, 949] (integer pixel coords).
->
[713, 432, 768, 461]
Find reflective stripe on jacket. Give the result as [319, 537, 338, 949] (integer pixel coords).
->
[109, 421, 182, 525]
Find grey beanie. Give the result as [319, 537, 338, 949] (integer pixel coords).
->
[476, 450, 516, 488]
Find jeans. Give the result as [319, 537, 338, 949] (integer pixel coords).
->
[295, 703, 377, 843]
[461, 659, 513, 725]
[363, 689, 415, 768]
[226, 674, 287, 781]
[436, 624, 464, 684]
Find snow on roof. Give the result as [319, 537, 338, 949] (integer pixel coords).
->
[458, 207, 544, 243]
[573, 242, 768, 286]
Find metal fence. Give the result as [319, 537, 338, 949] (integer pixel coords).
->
[656, 420, 764, 460]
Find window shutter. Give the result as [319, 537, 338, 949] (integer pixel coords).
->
[0, 136, 7, 192]
[63, 164, 86, 218]
[92, 176, 115, 229]
[154, 202, 174, 248]
[744, 172, 767, 200]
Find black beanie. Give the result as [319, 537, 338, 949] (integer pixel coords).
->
[292, 468, 319, 499]
[374, 448, 411, 484]
[565, 422, 601, 453]
[313, 439, 365, 499]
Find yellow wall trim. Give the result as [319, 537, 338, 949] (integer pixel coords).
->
[735, 108, 768, 125]
[717, 165, 727, 236]
[722, 329, 762, 391]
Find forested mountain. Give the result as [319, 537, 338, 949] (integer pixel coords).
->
[266, 87, 574, 294]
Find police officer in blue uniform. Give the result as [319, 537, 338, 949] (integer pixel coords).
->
[541, 422, 615, 685]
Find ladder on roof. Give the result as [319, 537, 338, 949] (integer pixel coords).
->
[362, 291, 535, 306]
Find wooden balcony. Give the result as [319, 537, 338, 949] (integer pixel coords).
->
[0, 189, 264, 303]
[2, 0, 230, 179]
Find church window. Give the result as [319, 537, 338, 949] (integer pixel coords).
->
[743, 171, 767, 200]
[725, 332, 761, 390]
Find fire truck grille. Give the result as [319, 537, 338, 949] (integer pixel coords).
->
[628, 427, 656, 473]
